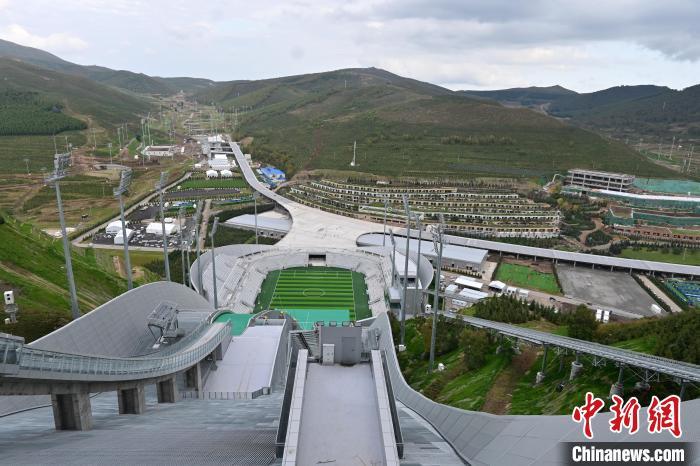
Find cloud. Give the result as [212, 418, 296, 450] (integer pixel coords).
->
[0, 24, 87, 52]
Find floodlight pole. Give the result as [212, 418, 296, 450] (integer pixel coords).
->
[210, 217, 219, 309]
[195, 206, 203, 294]
[429, 215, 445, 373]
[389, 230, 397, 287]
[157, 172, 171, 281]
[383, 196, 388, 246]
[253, 192, 259, 245]
[49, 159, 80, 320]
[178, 206, 186, 285]
[114, 168, 133, 290]
[400, 193, 411, 346]
[413, 214, 422, 313]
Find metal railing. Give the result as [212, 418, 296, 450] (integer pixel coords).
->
[1, 322, 230, 382]
[381, 350, 404, 459]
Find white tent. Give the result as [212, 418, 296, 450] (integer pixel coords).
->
[488, 280, 507, 292]
[220, 169, 233, 178]
[106, 220, 127, 235]
[114, 228, 134, 245]
[146, 222, 178, 236]
[206, 170, 218, 178]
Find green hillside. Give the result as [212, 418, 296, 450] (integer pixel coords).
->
[200, 68, 677, 178]
[0, 90, 87, 135]
[0, 214, 127, 342]
[0, 58, 151, 126]
[459, 85, 576, 106]
[0, 38, 199, 96]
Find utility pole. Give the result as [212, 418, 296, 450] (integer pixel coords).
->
[400, 193, 411, 346]
[210, 217, 220, 309]
[108, 142, 113, 165]
[156, 171, 171, 281]
[114, 168, 134, 289]
[47, 152, 80, 320]
[23, 158, 30, 175]
[429, 214, 445, 373]
[117, 127, 122, 150]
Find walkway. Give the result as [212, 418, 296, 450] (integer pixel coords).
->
[638, 275, 683, 313]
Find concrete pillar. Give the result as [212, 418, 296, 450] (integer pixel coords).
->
[679, 381, 687, 401]
[570, 361, 584, 380]
[185, 362, 203, 394]
[51, 392, 92, 430]
[535, 371, 546, 385]
[609, 365, 624, 398]
[118, 385, 146, 414]
[157, 376, 178, 403]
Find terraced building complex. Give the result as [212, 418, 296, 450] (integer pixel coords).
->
[289, 180, 560, 238]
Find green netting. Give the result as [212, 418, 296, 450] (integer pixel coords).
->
[280, 309, 351, 330]
[633, 178, 700, 195]
[214, 312, 256, 335]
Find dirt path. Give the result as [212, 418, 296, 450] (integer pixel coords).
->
[578, 217, 604, 244]
[480, 348, 538, 415]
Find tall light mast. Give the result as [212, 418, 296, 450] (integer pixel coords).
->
[156, 171, 171, 281]
[114, 168, 134, 289]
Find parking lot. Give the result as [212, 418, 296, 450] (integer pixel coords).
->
[92, 217, 197, 249]
[556, 264, 659, 317]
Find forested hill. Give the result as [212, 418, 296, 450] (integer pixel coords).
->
[0, 90, 87, 135]
[0, 58, 150, 128]
[198, 68, 676, 179]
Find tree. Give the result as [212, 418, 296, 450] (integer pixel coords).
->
[568, 305, 598, 341]
[460, 328, 490, 370]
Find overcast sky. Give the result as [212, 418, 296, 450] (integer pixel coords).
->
[0, 0, 698, 92]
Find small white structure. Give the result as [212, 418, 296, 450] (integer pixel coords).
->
[445, 284, 459, 294]
[506, 286, 518, 296]
[206, 170, 218, 178]
[651, 304, 662, 315]
[114, 228, 134, 245]
[194, 163, 203, 169]
[164, 217, 174, 224]
[455, 276, 483, 290]
[517, 289, 530, 300]
[458, 288, 489, 303]
[488, 280, 507, 293]
[142, 145, 175, 158]
[602, 310, 611, 323]
[595, 309, 603, 321]
[220, 169, 233, 178]
[106, 220, 127, 235]
[146, 222, 178, 236]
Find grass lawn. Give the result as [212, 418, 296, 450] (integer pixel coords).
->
[618, 247, 700, 266]
[516, 320, 569, 336]
[254, 266, 371, 322]
[179, 178, 247, 190]
[495, 262, 561, 294]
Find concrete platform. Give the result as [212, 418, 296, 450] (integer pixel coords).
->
[556, 264, 657, 317]
[204, 325, 284, 396]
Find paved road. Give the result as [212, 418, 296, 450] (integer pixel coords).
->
[230, 140, 380, 248]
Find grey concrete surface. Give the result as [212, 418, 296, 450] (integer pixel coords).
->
[296, 363, 384, 466]
[556, 264, 657, 317]
[203, 325, 284, 395]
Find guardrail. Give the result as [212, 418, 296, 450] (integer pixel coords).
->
[0, 322, 230, 382]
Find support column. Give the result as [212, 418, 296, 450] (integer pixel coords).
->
[609, 365, 624, 398]
[679, 380, 687, 401]
[536, 344, 548, 384]
[51, 392, 92, 430]
[570, 352, 583, 380]
[118, 385, 146, 414]
[157, 376, 179, 403]
[185, 362, 203, 395]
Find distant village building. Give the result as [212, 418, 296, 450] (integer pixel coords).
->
[566, 169, 635, 192]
